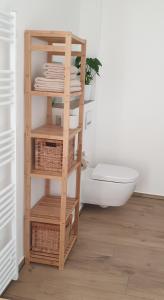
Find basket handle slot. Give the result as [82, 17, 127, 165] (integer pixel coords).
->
[45, 142, 57, 147]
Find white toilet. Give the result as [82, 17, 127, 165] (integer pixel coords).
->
[81, 163, 139, 207]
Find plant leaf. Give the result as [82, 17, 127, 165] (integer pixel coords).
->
[74, 56, 102, 85]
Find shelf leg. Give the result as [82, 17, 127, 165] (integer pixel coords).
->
[75, 41, 86, 235]
[45, 179, 50, 195]
[59, 34, 72, 270]
[45, 51, 53, 198]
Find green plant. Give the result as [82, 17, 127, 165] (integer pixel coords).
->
[75, 57, 102, 85]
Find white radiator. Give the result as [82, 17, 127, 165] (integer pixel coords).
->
[0, 11, 18, 295]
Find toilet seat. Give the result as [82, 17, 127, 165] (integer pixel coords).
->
[91, 163, 139, 183]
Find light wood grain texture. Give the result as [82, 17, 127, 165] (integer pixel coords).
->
[74, 41, 86, 236]
[48, 51, 82, 57]
[59, 33, 72, 270]
[45, 49, 52, 196]
[31, 44, 66, 53]
[53, 99, 93, 109]
[30, 195, 78, 225]
[31, 160, 80, 180]
[31, 124, 81, 140]
[5, 195, 164, 300]
[31, 44, 82, 57]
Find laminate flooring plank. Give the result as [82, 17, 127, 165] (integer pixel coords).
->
[4, 196, 164, 300]
[127, 272, 164, 299]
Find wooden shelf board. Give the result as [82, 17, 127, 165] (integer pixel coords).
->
[30, 90, 82, 98]
[49, 51, 82, 57]
[31, 124, 82, 140]
[53, 99, 80, 109]
[31, 195, 78, 225]
[30, 252, 59, 267]
[53, 99, 94, 110]
[31, 160, 81, 180]
[31, 44, 82, 57]
[30, 169, 62, 180]
[72, 34, 86, 45]
[27, 30, 86, 45]
[31, 44, 66, 52]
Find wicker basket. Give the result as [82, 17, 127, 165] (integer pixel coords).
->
[35, 138, 75, 173]
[32, 217, 72, 255]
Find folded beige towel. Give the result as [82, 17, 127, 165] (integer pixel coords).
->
[43, 71, 77, 80]
[34, 62, 80, 93]
[35, 77, 81, 87]
[43, 63, 78, 74]
[34, 76, 81, 92]
[34, 85, 81, 92]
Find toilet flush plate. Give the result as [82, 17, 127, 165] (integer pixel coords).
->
[85, 110, 92, 129]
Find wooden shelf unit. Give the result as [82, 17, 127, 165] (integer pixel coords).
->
[24, 30, 86, 270]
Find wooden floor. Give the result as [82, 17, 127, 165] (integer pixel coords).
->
[3, 196, 164, 300]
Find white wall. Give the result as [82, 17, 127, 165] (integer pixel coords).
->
[80, 0, 164, 196]
[79, 0, 102, 166]
[0, 0, 80, 264]
[79, 0, 102, 57]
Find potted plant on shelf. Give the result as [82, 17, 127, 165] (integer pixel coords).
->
[75, 57, 102, 101]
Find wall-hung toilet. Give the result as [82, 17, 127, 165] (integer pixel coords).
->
[81, 163, 139, 207]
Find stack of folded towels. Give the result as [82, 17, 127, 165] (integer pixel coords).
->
[34, 62, 81, 93]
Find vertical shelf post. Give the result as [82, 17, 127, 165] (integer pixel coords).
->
[45, 49, 53, 196]
[59, 34, 72, 270]
[74, 42, 86, 235]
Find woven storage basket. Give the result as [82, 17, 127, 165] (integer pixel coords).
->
[35, 138, 75, 173]
[32, 217, 72, 255]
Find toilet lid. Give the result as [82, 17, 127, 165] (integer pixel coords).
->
[91, 163, 139, 183]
